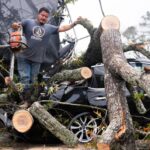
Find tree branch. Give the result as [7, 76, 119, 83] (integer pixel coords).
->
[77, 16, 95, 36]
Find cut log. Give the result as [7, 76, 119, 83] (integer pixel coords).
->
[80, 67, 92, 79]
[29, 102, 78, 147]
[101, 15, 120, 31]
[49, 67, 92, 83]
[12, 109, 34, 133]
[144, 66, 150, 73]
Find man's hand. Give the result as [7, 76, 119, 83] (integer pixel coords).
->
[11, 22, 21, 30]
[59, 17, 82, 32]
[4, 76, 12, 86]
[71, 17, 82, 27]
[73, 16, 82, 25]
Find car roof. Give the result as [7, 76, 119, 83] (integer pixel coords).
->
[91, 58, 150, 75]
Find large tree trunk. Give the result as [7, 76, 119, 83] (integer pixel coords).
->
[97, 16, 137, 150]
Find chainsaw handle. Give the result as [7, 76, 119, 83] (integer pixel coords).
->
[9, 41, 28, 50]
[0, 45, 10, 48]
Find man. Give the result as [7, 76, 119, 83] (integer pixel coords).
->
[11, 7, 79, 107]
[12, 7, 78, 87]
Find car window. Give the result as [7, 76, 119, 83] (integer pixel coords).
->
[90, 65, 105, 88]
[133, 63, 142, 72]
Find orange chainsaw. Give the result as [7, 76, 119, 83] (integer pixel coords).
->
[0, 26, 28, 80]
[9, 26, 28, 52]
[9, 26, 28, 79]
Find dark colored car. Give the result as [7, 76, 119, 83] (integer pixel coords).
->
[43, 58, 150, 142]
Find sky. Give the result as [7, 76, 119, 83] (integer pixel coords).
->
[60, 0, 150, 55]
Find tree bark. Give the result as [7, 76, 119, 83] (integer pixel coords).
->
[126, 83, 146, 114]
[136, 140, 150, 150]
[97, 16, 137, 150]
[29, 102, 78, 147]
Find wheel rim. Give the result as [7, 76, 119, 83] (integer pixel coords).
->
[68, 112, 98, 143]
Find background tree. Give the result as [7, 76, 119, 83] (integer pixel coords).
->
[123, 26, 138, 42]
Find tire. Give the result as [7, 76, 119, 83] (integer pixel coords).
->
[68, 112, 98, 143]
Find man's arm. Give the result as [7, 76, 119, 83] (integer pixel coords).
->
[58, 21, 77, 32]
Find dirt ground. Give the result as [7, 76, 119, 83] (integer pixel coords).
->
[0, 144, 89, 150]
[0, 131, 95, 150]
[1, 132, 150, 150]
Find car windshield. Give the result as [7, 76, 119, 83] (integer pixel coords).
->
[90, 59, 150, 88]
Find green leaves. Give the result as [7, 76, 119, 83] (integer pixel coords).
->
[133, 92, 144, 101]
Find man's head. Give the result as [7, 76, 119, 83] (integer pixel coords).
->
[37, 7, 50, 25]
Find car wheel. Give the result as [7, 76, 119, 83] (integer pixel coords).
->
[68, 112, 98, 143]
